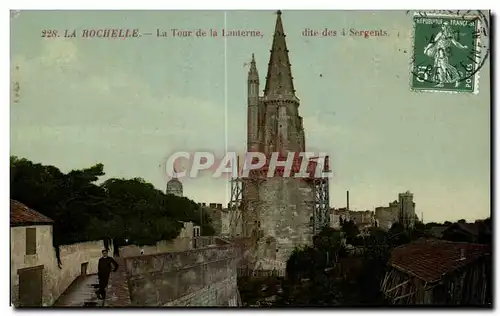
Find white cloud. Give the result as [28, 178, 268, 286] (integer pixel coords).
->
[39, 39, 79, 67]
[11, 38, 231, 203]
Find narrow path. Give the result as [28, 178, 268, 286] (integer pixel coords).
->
[53, 274, 104, 307]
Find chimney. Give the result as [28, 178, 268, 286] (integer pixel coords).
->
[237, 155, 241, 177]
[347, 191, 350, 211]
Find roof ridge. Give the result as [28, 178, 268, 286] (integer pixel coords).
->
[10, 199, 54, 226]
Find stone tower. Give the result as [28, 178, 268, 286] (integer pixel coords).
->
[398, 191, 415, 229]
[242, 11, 314, 271]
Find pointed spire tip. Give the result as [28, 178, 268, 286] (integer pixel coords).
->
[264, 8, 294, 96]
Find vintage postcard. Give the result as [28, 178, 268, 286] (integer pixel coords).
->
[10, 10, 491, 308]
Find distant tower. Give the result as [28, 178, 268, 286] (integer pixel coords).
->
[398, 191, 415, 229]
[247, 53, 260, 152]
[166, 174, 183, 197]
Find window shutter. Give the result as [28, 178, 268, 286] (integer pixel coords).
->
[25, 227, 36, 255]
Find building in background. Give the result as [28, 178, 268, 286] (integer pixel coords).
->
[350, 210, 375, 229]
[330, 208, 375, 230]
[399, 191, 416, 229]
[221, 204, 242, 237]
[166, 175, 183, 197]
[374, 191, 417, 231]
[375, 200, 399, 231]
[330, 207, 350, 229]
[382, 240, 491, 305]
[198, 202, 223, 236]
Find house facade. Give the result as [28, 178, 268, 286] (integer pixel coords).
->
[10, 199, 56, 307]
[11, 199, 110, 307]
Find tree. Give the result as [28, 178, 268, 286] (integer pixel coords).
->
[343, 237, 390, 305]
[340, 220, 359, 243]
[414, 221, 425, 231]
[387, 223, 411, 246]
[425, 222, 443, 229]
[478, 217, 492, 244]
[283, 245, 340, 306]
[313, 227, 346, 265]
[10, 157, 215, 251]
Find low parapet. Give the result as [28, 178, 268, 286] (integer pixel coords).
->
[123, 244, 240, 306]
[197, 202, 224, 210]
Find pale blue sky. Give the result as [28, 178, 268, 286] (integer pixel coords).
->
[10, 10, 490, 223]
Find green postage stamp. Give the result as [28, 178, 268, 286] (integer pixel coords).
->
[410, 11, 489, 94]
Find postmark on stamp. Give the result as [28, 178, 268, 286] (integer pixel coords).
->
[410, 10, 489, 94]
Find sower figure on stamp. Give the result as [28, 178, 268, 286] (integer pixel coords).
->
[96, 249, 118, 300]
[423, 21, 468, 87]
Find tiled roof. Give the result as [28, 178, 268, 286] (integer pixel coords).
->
[454, 222, 480, 235]
[426, 226, 448, 237]
[10, 199, 54, 226]
[389, 239, 490, 283]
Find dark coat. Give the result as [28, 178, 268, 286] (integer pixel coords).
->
[98, 257, 118, 276]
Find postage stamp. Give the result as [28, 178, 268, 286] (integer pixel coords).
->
[410, 11, 489, 94]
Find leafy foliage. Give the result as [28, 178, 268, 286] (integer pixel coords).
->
[10, 156, 214, 249]
[340, 219, 359, 244]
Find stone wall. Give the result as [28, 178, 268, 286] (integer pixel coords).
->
[53, 239, 111, 302]
[10, 224, 106, 306]
[163, 276, 238, 306]
[256, 178, 314, 270]
[375, 202, 399, 231]
[330, 208, 351, 229]
[221, 209, 242, 237]
[197, 203, 224, 236]
[119, 238, 192, 257]
[118, 237, 215, 259]
[125, 245, 240, 306]
[118, 221, 196, 257]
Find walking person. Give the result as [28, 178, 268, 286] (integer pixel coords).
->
[96, 249, 118, 300]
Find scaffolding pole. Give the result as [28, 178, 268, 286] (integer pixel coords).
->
[228, 175, 243, 237]
[229, 155, 331, 238]
[308, 156, 331, 235]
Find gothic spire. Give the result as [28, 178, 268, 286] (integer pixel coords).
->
[264, 10, 295, 97]
[248, 53, 259, 83]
